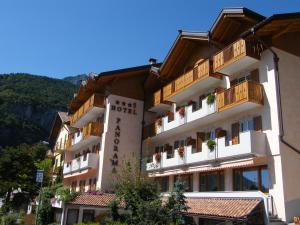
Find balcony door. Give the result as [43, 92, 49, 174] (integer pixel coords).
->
[231, 122, 240, 145]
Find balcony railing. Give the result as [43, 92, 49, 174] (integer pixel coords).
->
[63, 153, 99, 175]
[66, 122, 103, 149]
[146, 130, 266, 171]
[70, 94, 105, 126]
[146, 89, 172, 112]
[142, 95, 216, 140]
[163, 60, 220, 101]
[213, 39, 263, 74]
[217, 80, 264, 112]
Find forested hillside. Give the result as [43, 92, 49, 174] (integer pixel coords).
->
[0, 73, 78, 147]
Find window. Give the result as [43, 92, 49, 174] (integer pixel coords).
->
[199, 171, 224, 192]
[240, 119, 254, 132]
[92, 178, 97, 191]
[82, 210, 95, 223]
[71, 181, 77, 192]
[233, 166, 269, 192]
[174, 174, 193, 192]
[88, 179, 92, 191]
[79, 180, 86, 192]
[155, 177, 169, 192]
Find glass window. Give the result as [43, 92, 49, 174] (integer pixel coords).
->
[156, 177, 169, 192]
[82, 210, 95, 223]
[243, 169, 259, 190]
[174, 174, 193, 192]
[261, 168, 269, 193]
[234, 166, 269, 192]
[199, 171, 224, 192]
[207, 173, 218, 191]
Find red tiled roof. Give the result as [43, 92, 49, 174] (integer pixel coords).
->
[186, 198, 262, 218]
[69, 194, 261, 219]
[69, 193, 116, 207]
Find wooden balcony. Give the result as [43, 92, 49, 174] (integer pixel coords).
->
[217, 80, 264, 113]
[66, 122, 104, 151]
[213, 39, 263, 75]
[70, 94, 105, 128]
[146, 89, 172, 113]
[83, 122, 104, 139]
[163, 59, 222, 102]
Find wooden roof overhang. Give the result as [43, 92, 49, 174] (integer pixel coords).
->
[158, 31, 210, 80]
[210, 7, 265, 45]
[69, 65, 153, 113]
[241, 12, 300, 57]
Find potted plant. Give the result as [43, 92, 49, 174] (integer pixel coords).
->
[178, 146, 185, 158]
[207, 139, 216, 151]
[206, 93, 215, 105]
[156, 116, 162, 127]
[178, 107, 185, 118]
[155, 153, 161, 162]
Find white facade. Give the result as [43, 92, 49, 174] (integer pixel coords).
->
[142, 48, 300, 223]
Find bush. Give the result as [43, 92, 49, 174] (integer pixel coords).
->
[55, 186, 78, 203]
[1, 211, 25, 225]
[74, 223, 100, 225]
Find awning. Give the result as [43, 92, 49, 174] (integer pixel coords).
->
[149, 156, 268, 177]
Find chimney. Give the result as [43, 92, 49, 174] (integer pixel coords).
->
[149, 58, 157, 65]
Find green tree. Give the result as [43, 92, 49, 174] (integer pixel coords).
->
[109, 158, 172, 225]
[167, 180, 190, 225]
[0, 143, 48, 212]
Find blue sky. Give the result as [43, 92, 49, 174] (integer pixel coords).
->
[0, 0, 300, 78]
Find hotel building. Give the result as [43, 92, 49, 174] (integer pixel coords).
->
[54, 8, 300, 225]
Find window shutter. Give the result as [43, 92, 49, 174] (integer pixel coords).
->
[196, 132, 205, 152]
[231, 122, 240, 145]
[250, 69, 260, 82]
[253, 116, 262, 131]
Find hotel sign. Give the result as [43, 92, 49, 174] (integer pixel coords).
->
[111, 100, 137, 115]
[110, 117, 121, 173]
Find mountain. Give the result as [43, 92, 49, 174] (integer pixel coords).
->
[0, 73, 78, 147]
[63, 74, 88, 86]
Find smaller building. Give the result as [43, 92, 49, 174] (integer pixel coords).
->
[49, 112, 71, 184]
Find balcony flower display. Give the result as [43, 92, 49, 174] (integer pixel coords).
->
[178, 107, 185, 118]
[178, 146, 185, 158]
[207, 139, 216, 151]
[156, 116, 162, 127]
[155, 153, 161, 162]
[206, 93, 215, 105]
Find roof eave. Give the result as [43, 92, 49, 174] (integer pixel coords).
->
[159, 31, 209, 73]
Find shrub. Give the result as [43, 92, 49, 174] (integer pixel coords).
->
[56, 186, 78, 203]
[1, 211, 25, 225]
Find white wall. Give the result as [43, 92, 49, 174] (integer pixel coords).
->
[275, 48, 300, 222]
[98, 94, 144, 191]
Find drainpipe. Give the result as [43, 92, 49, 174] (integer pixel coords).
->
[249, 29, 300, 155]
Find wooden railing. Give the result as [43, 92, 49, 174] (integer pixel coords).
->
[213, 39, 263, 72]
[163, 59, 216, 100]
[66, 122, 103, 149]
[70, 94, 105, 125]
[217, 80, 264, 112]
[83, 122, 104, 139]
